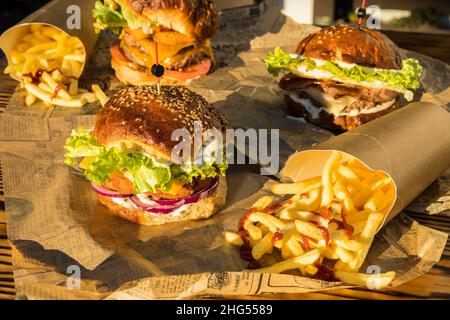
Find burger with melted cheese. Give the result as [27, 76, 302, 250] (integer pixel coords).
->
[64, 86, 228, 225]
[265, 25, 423, 131]
[93, 0, 219, 84]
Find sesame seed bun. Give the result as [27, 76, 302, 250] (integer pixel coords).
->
[123, 0, 219, 40]
[93, 85, 228, 160]
[296, 25, 402, 69]
[97, 175, 227, 226]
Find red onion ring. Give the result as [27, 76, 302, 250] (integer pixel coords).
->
[129, 196, 183, 212]
[91, 183, 132, 198]
[145, 177, 219, 206]
[92, 177, 220, 215]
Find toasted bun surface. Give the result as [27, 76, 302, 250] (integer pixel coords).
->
[296, 25, 402, 69]
[93, 85, 228, 159]
[123, 0, 219, 40]
[98, 175, 227, 225]
[285, 95, 400, 131]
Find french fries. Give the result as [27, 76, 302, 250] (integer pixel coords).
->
[225, 151, 397, 289]
[4, 24, 108, 108]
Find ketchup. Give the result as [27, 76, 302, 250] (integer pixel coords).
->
[239, 241, 261, 269]
[239, 244, 253, 262]
[22, 68, 77, 84]
[263, 201, 283, 214]
[331, 219, 354, 239]
[314, 263, 338, 282]
[52, 84, 62, 98]
[299, 234, 313, 250]
[340, 209, 354, 238]
[300, 192, 309, 199]
[317, 226, 330, 247]
[312, 208, 332, 220]
[239, 207, 257, 228]
[271, 230, 283, 245]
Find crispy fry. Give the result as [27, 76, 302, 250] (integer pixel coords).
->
[271, 176, 321, 195]
[251, 232, 274, 260]
[295, 220, 325, 242]
[335, 270, 395, 289]
[224, 231, 244, 246]
[361, 212, 384, 238]
[252, 195, 276, 210]
[230, 151, 397, 288]
[249, 250, 320, 274]
[248, 212, 286, 232]
[92, 84, 109, 106]
[25, 93, 37, 106]
[321, 151, 341, 207]
[247, 225, 262, 241]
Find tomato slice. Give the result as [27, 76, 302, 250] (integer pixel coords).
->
[110, 44, 211, 82]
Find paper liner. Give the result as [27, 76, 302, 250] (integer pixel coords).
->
[0, 0, 98, 79]
[280, 102, 450, 228]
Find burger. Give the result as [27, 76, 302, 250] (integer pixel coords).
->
[64, 86, 228, 225]
[265, 25, 423, 131]
[92, 0, 219, 84]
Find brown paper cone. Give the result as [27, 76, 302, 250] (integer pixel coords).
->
[0, 0, 98, 79]
[280, 102, 450, 226]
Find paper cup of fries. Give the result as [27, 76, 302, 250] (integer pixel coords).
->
[227, 102, 450, 288]
[0, 0, 106, 108]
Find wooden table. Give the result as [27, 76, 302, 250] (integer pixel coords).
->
[0, 64, 449, 300]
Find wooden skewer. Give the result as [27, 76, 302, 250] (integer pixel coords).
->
[358, 0, 367, 29]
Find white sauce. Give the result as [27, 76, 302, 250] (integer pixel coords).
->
[112, 197, 138, 210]
[112, 195, 192, 217]
[289, 87, 396, 118]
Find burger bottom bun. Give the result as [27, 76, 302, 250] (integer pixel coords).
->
[98, 176, 227, 226]
[285, 95, 400, 132]
[111, 56, 182, 86]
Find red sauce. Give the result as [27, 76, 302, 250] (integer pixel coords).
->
[300, 192, 309, 199]
[271, 230, 283, 245]
[263, 201, 283, 214]
[239, 243, 261, 269]
[52, 84, 62, 98]
[314, 263, 338, 282]
[331, 219, 354, 239]
[299, 234, 313, 250]
[312, 208, 333, 220]
[340, 209, 355, 238]
[22, 68, 77, 84]
[239, 244, 253, 262]
[317, 226, 330, 247]
[239, 207, 257, 228]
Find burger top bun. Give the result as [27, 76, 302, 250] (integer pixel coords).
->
[296, 25, 402, 70]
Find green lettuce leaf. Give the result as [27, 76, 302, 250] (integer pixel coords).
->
[64, 130, 227, 193]
[92, 0, 127, 33]
[64, 128, 102, 165]
[265, 47, 422, 90]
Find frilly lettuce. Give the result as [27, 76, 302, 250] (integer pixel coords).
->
[92, 0, 127, 33]
[265, 47, 422, 91]
[64, 129, 227, 193]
